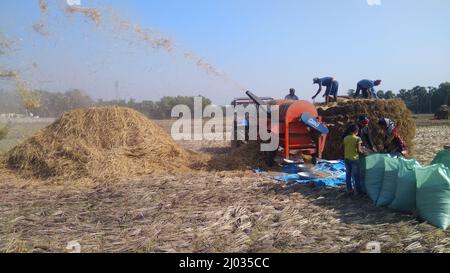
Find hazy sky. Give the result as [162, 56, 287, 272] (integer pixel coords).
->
[1, 0, 449, 104]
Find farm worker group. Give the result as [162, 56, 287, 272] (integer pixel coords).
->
[279, 79, 407, 197]
[284, 78, 382, 105]
[342, 116, 408, 196]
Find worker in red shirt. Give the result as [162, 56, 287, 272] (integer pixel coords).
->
[378, 118, 408, 156]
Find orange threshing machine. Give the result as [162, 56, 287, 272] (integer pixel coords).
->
[245, 91, 329, 164]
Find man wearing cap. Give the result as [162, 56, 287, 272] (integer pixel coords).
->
[354, 79, 382, 99]
[312, 77, 339, 104]
[285, 88, 299, 100]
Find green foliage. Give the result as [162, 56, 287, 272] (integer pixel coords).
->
[97, 95, 213, 119]
[384, 90, 395, 99]
[377, 90, 385, 99]
[34, 89, 94, 117]
[0, 89, 94, 117]
[396, 82, 450, 114]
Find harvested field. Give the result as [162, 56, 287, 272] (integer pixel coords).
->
[0, 113, 449, 253]
[1, 173, 449, 253]
[414, 125, 450, 165]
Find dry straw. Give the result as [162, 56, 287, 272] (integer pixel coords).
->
[318, 99, 416, 159]
[65, 5, 102, 26]
[6, 107, 196, 181]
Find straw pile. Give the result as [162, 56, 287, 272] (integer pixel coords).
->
[317, 99, 416, 159]
[435, 105, 450, 120]
[5, 107, 194, 180]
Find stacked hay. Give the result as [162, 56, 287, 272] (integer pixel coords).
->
[435, 105, 450, 120]
[317, 99, 416, 160]
[5, 107, 194, 180]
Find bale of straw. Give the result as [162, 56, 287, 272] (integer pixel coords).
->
[5, 106, 195, 181]
[435, 105, 450, 120]
[317, 99, 416, 160]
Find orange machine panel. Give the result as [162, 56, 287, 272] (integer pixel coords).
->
[270, 100, 325, 160]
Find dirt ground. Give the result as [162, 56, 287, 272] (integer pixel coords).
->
[0, 118, 449, 253]
[414, 125, 450, 165]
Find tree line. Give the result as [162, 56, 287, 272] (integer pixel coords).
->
[0, 89, 212, 119]
[348, 82, 450, 114]
[0, 89, 94, 118]
[97, 95, 212, 119]
[1, 82, 449, 118]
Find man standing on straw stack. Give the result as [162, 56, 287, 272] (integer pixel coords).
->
[354, 79, 382, 99]
[312, 77, 339, 104]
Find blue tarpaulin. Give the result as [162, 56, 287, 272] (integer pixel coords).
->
[261, 160, 347, 188]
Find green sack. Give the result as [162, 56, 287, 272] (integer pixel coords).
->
[416, 164, 450, 230]
[359, 157, 367, 194]
[431, 150, 450, 168]
[376, 157, 400, 207]
[364, 154, 390, 204]
[389, 159, 420, 213]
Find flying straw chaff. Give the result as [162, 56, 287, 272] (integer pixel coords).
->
[65, 5, 102, 26]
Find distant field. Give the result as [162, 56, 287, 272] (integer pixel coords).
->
[413, 114, 450, 127]
[0, 119, 54, 154]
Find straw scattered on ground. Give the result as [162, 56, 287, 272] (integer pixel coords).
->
[414, 125, 450, 165]
[0, 173, 448, 253]
[0, 116, 448, 252]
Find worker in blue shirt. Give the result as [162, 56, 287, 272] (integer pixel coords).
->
[354, 79, 382, 99]
[312, 77, 339, 104]
[285, 88, 299, 100]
